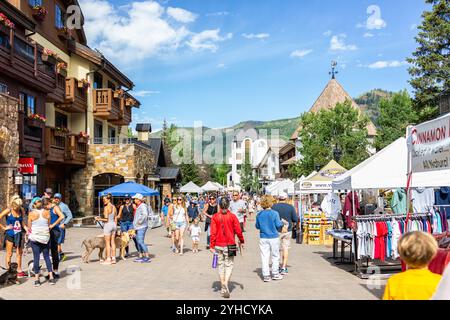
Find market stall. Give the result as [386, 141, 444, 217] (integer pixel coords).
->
[180, 181, 203, 194]
[201, 181, 221, 193]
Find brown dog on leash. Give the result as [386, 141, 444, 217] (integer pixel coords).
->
[81, 230, 136, 263]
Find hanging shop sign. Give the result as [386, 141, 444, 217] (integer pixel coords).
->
[18, 158, 34, 174]
[14, 173, 23, 185]
[408, 113, 450, 172]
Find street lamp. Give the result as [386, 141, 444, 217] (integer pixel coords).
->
[333, 143, 342, 163]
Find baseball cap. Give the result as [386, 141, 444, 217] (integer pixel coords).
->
[278, 192, 288, 200]
[30, 197, 42, 207]
[45, 188, 53, 194]
[54, 193, 62, 199]
[132, 193, 144, 200]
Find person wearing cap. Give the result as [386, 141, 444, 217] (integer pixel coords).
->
[230, 192, 247, 233]
[43, 188, 53, 199]
[187, 200, 199, 223]
[52, 193, 73, 262]
[271, 192, 298, 276]
[132, 194, 151, 263]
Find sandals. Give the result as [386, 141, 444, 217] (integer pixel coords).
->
[101, 258, 112, 265]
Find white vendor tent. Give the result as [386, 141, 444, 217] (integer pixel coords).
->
[332, 137, 450, 190]
[212, 182, 225, 191]
[266, 179, 295, 196]
[202, 181, 221, 192]
[300, 160, 347, 194]
[180, 181, 203, 194]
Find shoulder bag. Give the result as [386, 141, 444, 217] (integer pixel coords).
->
[219, 214, 238, 257]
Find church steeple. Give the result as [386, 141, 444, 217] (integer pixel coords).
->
[329, 60, 338, 79]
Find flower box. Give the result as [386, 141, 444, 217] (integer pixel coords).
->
[54, 130, 68, 137]
[57, 68, 67, 77]
[42, 53, 57, 64]
[27, 118, 44, 128]
[114, 89, 124, 98]
[78, 136, 88, 144]
[57, 27, 71, 40]
[32, 7, 48, 22]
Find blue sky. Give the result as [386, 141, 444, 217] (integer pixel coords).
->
[78, 0, 428, 131]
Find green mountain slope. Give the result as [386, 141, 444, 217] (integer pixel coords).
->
[354, 89, 395, 126]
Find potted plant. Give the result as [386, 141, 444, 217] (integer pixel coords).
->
[78, 132, 89, 143]
[32, 6, 48, 22]
[57, 26, 72, 40]
[54, 126, 69, 137]
[78, 78, 90, 89]
[56, 62, 67, 77]
[27, 113, 46, 127]
[0, 13, 15, 33]
[42, 48, 58, 64]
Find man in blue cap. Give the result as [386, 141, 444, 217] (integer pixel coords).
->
[53, 193, 73, 262]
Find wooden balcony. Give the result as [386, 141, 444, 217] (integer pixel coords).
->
[56, 78, 88, 113]
[0, 27, 56, 93]
[47, 74, 66, 104]
[93, 89, 121, 121]
[110, 92, 139, 126]
[44, 127, 87, 166]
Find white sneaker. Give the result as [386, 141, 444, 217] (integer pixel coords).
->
[272, 274, 283, 281]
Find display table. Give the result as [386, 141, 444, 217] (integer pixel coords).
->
[326, 230, 353, 264]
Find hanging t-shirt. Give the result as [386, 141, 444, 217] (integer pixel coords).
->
[321, 193, 341, 221]
[391, 189, 407, 214]
[343, 192, 361, 229]
[412, 188, 435, 213]
[435, 187, 450, 219]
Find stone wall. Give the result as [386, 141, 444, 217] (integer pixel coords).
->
[72, 143, 156, 215]
[0, 94, 19, 210]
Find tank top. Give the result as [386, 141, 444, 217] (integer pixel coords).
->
[121, 204, 134, 222]
[173, 207, 187, 223]
[49, 207, 61, 230]
[29, 209, 50, 244]
[6, 210, 22, 237]
[106, 205, 116, 224]
[206, 204, 218, 224]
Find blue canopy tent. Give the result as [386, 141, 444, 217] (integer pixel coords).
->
[99, 181, 159, 197]
[97, 182, 160, 219]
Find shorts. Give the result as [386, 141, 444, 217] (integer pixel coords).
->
[191, 236, 200, 243]
[4, 233, 24, 248]
[280, 232, 292, 250]
[176, 222, 187, 230]
[120, 221, 134, 232]
[57, 228, 66, 244]
[104, 223, 117, 235]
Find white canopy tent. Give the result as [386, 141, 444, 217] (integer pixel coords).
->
[212, 182, 225, 191]
[332, 137, 450, 190]
[202, 181, 221, 192]
[299, 160, 347, 194]
[266, 179, 295, 196]
[180, 181, 203, 194]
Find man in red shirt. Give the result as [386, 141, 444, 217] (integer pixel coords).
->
[210, 197, 245, 299]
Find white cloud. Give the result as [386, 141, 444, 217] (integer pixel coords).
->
[206, 11, 230, 17]
[78, 0, 230, 62]
[290, 49, 313, 58]
[330, 34, 357, 51]
[242, 33, 270, 40]
[366, 5, 387, 30]
[364, 32, 374, 38]
[368, 60, 407, 69]
[323, 30, 332, 36]
[187, 29, 233, 52]
[167, 7, 197, 23]
[133, 90, 161, 97]
[217, 63, 226, 69]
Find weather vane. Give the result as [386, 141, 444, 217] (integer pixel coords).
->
[329, 60, 338, 79]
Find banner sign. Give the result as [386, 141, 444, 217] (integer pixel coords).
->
[18, 158, 34, 174]
[408, 113, 450, 172]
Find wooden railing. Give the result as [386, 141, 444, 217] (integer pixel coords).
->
[45, 128, 87, 165]
[63, 78, 88, 112]
[93, 89, 121, 120]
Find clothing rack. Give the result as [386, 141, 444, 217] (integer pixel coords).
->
[351, 212, 433, 279]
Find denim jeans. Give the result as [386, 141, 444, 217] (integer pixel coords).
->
[30, 240, 53, 275]
[259, 238, 281, 277]
[120, 221, 139, 253]
[136, 228, 148, 254]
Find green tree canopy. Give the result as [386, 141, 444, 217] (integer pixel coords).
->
[407, 0, 450, 121]
[295, 100, 371, 176]
[375, 90, 418, 150]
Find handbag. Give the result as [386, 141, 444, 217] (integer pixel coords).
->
[171, 207, 183, 231]
[219, 214, 238, 257]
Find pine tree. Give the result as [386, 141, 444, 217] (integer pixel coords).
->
[375, 91, 417, 150]
[407, 0, 450, 121]
[240, 157, 254, 192]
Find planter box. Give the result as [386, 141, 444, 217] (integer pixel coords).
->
[54, 130, 68, 137]
[78, 137, 88, 144]
[114, 91, 123, 98]
[42, 54, 57, 65]
[57, 68, 67, 77]
[27, 118, 44, 128]
[32, 9, 47, 22]
[0, 23, 12, 36]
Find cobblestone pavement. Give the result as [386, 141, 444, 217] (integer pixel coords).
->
[0, 220, 384, 300]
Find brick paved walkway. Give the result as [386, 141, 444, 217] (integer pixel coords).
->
[0, 221, 383, 300]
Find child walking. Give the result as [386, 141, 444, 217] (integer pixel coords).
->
[189, 218, 201, 253]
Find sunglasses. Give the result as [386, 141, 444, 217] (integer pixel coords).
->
[177, 198, 183, 201]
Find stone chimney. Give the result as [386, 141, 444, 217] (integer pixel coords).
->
[135, 123, 152, 142]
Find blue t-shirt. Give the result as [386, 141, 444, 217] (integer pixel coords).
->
[255, 209, 284, 239]
[162, 205, 169, 217]
[272, 203, 298, 232]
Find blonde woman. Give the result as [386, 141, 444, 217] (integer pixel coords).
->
[94, 194, 117, 265]
[172, 196, 190, 255]
[0, 195, 28, 278]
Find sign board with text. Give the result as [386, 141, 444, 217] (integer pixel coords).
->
[408, 113, 450, 173]
[18, 158, 34, 174]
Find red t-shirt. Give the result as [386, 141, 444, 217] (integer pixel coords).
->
[210, 210, 244, 249]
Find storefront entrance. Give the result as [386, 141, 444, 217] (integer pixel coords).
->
[93, 173, 124, 213]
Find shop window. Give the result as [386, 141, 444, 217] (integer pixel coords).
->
[20, 92, 36, 115]
[55, 5, 64, 29]
[94, 121, 103, 144]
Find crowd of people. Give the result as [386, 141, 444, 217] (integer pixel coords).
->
[1, 187, 449, 300]
[0, 188, 72, 286]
